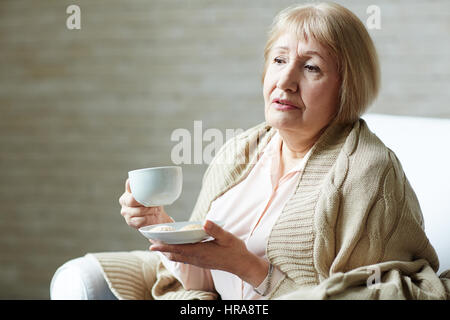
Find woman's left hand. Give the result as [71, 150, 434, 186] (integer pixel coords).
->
[149, 220, 269, 287]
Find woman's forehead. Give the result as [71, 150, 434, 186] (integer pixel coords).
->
[271, 33, 334, 63]
[273, 33, 323, 54]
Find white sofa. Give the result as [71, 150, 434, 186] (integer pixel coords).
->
[362, 113, 450, 274]
[50, 113, 450, 299]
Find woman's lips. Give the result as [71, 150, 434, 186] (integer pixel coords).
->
[273, 101, 298, 111]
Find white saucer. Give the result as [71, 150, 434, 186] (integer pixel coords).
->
[139, 220, 225, 244]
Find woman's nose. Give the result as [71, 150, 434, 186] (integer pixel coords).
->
[276, 63, 299, 93]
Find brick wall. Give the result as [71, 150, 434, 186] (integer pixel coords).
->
[0, 0, 449, 298]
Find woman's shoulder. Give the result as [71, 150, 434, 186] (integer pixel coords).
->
[349, 118, 400, 169]
[336, 118, 406, 191]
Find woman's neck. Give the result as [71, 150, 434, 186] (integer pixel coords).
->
[278, 127, 324, 162]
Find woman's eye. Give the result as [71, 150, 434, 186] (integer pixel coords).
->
[305, 65, 320, 72]
[273, 57, 285, 64]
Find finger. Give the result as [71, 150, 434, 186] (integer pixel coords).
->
[126, 178, 131, 193]
[150, 243, 196, 257]
[203, 220, 231, 245]
[120, 192, 142, 207]
[121, 206, 140, 218]
[149, 239, 160, 245]
[127, 216, 148, 229]
[156, 251, 185, 263]
[149, 244, 190, 264]
[150, 243, 209, 266]
[118, 192, 128, 206]
[121, 206, 156, 218]
[150, 242, 180, 253]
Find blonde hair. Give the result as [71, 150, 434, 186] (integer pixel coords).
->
[262, 2, 380, 124]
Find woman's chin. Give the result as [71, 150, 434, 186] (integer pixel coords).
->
[266, 112, 302, 131]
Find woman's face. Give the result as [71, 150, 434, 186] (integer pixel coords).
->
[263, 32, 341, 137]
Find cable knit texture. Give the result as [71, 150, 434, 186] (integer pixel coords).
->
[92, 118, 450, 300]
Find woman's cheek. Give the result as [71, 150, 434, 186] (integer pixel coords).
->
[303, 85, 326, 109]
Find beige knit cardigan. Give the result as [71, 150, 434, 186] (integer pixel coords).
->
[92, 118, 450, 300]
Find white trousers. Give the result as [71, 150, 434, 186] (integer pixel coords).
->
[50, 254, 117, 300]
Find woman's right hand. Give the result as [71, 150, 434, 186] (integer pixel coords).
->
[119, 178, 174, 229]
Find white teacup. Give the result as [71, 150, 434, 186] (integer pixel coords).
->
[128, 166, 182, 207]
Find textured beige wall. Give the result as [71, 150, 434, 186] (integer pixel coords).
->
[0, 0, 449, 298]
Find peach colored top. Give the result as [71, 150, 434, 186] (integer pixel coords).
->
[159, 130, 312, 299]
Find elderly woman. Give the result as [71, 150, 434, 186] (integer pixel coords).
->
[57, 2, 449, 300]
